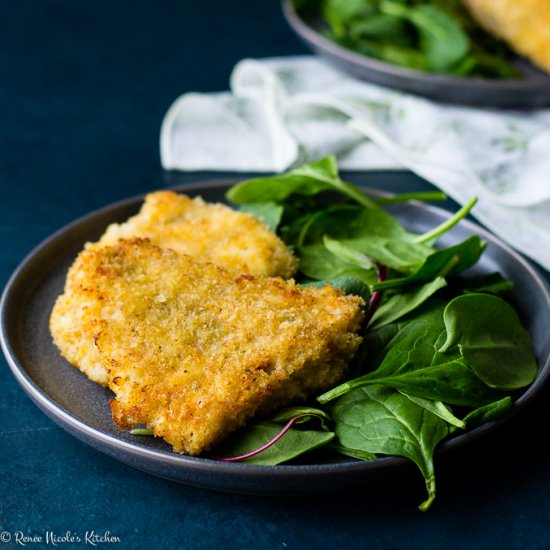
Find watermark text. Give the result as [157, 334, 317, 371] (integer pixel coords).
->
[0, 530, 121, 546]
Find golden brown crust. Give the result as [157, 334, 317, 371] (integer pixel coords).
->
[50, 191, 298, 385]
[59, 239, 364, 455]
[98, 191, 298, 278]
[463, 0, 550, 73]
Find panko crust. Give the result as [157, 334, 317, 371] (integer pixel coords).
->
[463, 0, 550, 73]
[60, 239, 364, 455]
[51, 190, 298, 385]
[98, 191, 298, 278]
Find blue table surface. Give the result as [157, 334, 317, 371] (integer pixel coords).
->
[1, 1, 549, 548]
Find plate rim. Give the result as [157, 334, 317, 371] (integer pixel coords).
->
[2, 179, 550, 483]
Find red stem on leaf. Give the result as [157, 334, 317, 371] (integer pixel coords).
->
[211, 414, 311, 462]
[363, 263, 388, 328]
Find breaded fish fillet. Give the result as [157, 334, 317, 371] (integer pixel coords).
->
[98, 191, 297, 278]
[61, 239, 364, 455]
[51, 190, 298, 385]
[462, 0, 550, 73]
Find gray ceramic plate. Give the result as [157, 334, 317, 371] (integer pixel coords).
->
[2, 181, 550, 496]
[283, 0, 550, 108]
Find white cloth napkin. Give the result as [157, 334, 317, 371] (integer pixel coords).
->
[161, 56, 550, 271]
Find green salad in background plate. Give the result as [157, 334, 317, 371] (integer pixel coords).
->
[292, 0, 519, 78]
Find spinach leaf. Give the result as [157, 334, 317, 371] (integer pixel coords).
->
[364, 299, 454, 366]
[347, 335, 371, 380]
[325, 236, 430, 273]
[298, 204, 409, 247]
[401, 392, 465, 429]
[374, 236, 486, 291]
[451, 272, 514, 296]
[299, 241, 378, 282]
[327, 442, 377, 461]
[226, 156, 378, 209]
[306, 0, 519, 78]
[298, 204, 433, 275]
[299, 202, 480, 285]
[348, 13, 410, 44]
[369, 277, 447, 330]
[217, 156, 536, 512]
[460, 51, 520, 78]
[323, 236, 375, 270]
[410, 5, 470, 70]
[363, 41, 430, 71]
[319, 300, 504, 406]
[439, 294, 537, 390]
[330, 385, 449, 510]
[271, 406, 332, 431]
[462, 396, 513, 429]
[214, 420, 334, 465]
[240, 202, 283, 232]
[321, 357, 501, 407]
[323, 0, 376, 38]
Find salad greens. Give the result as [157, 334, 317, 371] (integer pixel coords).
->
[330, 385, 450, 511]
[213, 418, 334, 466]
[216, 155, 537, 510]
[293, 0, 519, 78]
[440, 294, 537, 389]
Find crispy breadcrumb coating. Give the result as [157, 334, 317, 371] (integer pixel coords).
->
[59, 239, 364, 455]
[98, 191, 297, 278]
[463, 0, 550, 73]
[51, 191, 298, 385]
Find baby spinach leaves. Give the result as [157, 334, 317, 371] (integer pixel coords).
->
[316, 293, 534, 509]
[462, 396, 513, 429]
[451, 272, 514, 296]
[213, 420, 334, 465]
[373, 236, 486, 291]
[227, 155, 377, 209]
[380, 1, 469, 71]
[240, 202, 283, 232]
[271, 406, 332, 430]
[323, 236, 375, 271]
[322, 292, 536, 404]
[368, 277, 447, 330]
[401, 393, 465, 429]
[297, 0, 519, 78]
[319, 299, 506, 407]
[329, 385, 450, 510]
[296, 202, 432, 275]
[220, 157, 537, 510]
[440, 294, 537, 390]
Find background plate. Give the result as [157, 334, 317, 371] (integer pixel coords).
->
[2, 181, 550, 496]
[283, 0, 550, 108]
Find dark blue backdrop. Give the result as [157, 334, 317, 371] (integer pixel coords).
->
[1, 1, 549, 549]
